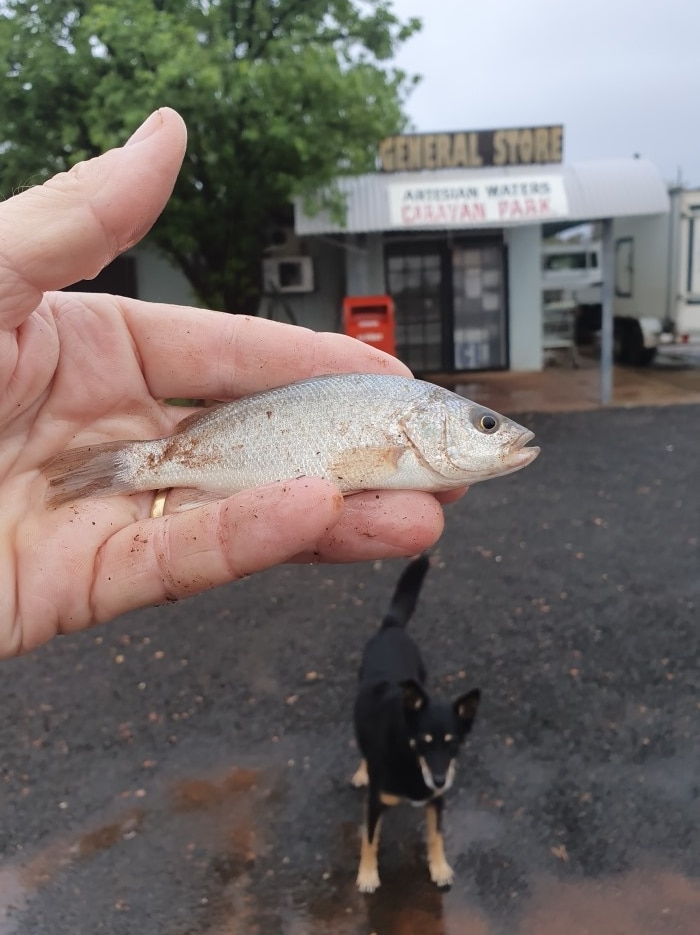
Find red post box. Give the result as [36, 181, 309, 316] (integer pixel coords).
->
[342, 295, 396, 357]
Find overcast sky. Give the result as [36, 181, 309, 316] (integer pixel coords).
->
[389, 0, 699, 186]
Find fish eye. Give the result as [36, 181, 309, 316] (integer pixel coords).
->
[477, 414, 499, 433]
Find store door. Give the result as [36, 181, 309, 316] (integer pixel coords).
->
[385, 240, 508, 373]
[451, 244, 508, 370]
[385, 248, 448, 372]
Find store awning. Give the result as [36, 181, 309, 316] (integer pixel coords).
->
[294, 158, 670, 235]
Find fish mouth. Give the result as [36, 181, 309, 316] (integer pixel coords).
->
[507, 430, 540, 467]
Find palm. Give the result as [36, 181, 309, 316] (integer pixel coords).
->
[0, 109, 450, 658]
[1, 295, 187, 653]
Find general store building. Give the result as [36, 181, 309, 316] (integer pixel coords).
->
[84, 124, 671, 382]
[279, 124, 670, 375]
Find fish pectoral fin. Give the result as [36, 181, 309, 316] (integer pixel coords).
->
[161, 487, 227, 513]
[399, 407, 452, 477]
[327, 445, 407, 491]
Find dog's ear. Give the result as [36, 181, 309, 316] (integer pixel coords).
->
[400, 679, 427, 713]
[454, 688, 481, 728]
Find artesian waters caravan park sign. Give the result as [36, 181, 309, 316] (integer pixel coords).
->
[378, 125, 564, 173]
[387, 176, 570, 227]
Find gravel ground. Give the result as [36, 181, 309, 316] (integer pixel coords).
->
[1, 403, 699, 935]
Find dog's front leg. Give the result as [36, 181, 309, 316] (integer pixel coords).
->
[351, 758, 369, 788]
[356, 790, 383, 893]
[426, 798, 454, 888]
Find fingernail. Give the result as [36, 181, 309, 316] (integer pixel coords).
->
[125, 110, 163, 147]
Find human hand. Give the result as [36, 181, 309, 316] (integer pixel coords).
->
[0, 108, 463, 657]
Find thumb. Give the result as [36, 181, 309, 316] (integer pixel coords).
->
[0, 108, 187, 331]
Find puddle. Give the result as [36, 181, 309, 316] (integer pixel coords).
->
[0, 766, 268, 934]
[280, 867, 700, 935]
[323, 885, 489, 935]
[520, 869, 700, 935]
[0, 867, 27, 935]
[2, 761, 699, 935]
[74, 809, 146, 859]
[170, 768, 261, 812]
[0, 807, 145, 934]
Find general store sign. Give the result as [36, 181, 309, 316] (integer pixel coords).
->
[388, 176, 569, 227]
[378, 126, 563, 172]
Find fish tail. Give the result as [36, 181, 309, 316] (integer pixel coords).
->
[41, 440, 144, 508]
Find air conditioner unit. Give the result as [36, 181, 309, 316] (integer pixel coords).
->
[262, 256, 314, 294]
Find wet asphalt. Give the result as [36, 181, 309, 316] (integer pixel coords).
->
[1, 403, 699, 935]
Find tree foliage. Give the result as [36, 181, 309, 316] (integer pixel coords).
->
[0, 0, 420, 311]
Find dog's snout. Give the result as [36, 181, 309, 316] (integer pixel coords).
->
[432, 772, 447, 789]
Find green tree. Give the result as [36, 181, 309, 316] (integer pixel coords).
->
[0, 0, 420, 312]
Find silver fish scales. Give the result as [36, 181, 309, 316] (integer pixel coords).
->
[42, 373, 539, 510]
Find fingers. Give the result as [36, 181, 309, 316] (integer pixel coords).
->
[122, 305, 412, 400]
[292, 490, 446, 564]
[91, 477, 345, 621]
[434, 487, 468, 505]
[0, 108, 187, 331]
[89, 487, 446, 622]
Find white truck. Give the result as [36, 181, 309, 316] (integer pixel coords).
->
[541, 188, 700, 365]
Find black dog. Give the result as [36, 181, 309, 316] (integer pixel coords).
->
[352, 553, 480, 893]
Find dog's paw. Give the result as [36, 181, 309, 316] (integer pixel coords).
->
[356, 867, 381, 893]
[429, 859, 454, 888]
[350, 761, 369, 788]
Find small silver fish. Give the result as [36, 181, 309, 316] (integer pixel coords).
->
[42, 373, 539, 510]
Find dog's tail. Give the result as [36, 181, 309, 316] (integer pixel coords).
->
[381, 553, 430, 629]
